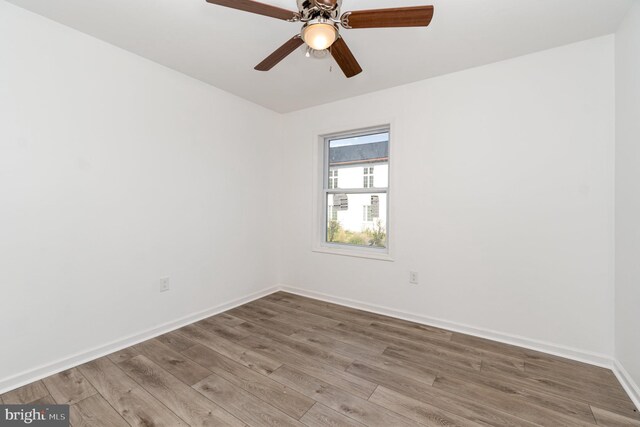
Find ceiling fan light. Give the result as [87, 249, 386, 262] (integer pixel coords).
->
[302, 23, 338, 51]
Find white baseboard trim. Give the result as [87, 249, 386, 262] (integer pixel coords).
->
[279, 285, 614, 369]
[3, 283, 632, 408]
[613, 359, 640, 411]
[0, 285, 280, 395]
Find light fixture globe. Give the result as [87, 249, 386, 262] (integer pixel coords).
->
[302, 21, 338, 51]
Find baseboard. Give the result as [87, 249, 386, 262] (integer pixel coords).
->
[279, 285, 613, 369]
[1, 283, 624, 400]
[613, 359, 640, 411]
[0, 285, 280, 395]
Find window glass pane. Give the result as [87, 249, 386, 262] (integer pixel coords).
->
[326, 193, 387, 248]
[328, 132, 389, 190]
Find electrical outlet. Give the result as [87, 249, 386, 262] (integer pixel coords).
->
[159, 277, 170, 293]
[409, 271, 419, 284]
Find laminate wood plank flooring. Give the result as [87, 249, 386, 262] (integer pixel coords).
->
[270, 365, 416, 426]
[1, 380, 49, 404]
[368, 386, 484, 427]
[119, 355, 243, 426]
[41, 368, 97, 405]
[590, 407, 640, 427]
[175, 324, 282, 376]
[31, 394, 58, 405]
[344, 359, 539, 426]
[193, 374, 304, 426]
[183, 343, 314, 419]
[195, 316, 253, 342]
[2, 291, 638, 427]
[156, 330, 201, 353]
[78, 357, 188, 427]
[300, 403, 366, 427]
[70, 394, 129, 427]
[239, 333, 378, 399]
[107, 347, 141, 364]
[130, 338, 213, 386]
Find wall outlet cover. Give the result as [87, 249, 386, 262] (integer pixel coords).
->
[409, 271, 419, 284]
[159, 277, 170, 292]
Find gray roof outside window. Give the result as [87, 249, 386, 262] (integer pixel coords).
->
[329, 141, 389, 166]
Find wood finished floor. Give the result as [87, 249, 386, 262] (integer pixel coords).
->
[2, 291, 638, 426]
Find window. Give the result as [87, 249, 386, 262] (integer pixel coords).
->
[328, 170, 338, 189]
[321, 127, 390, 251]
[363, 167, 374, 188]
[363, 205, 373, 222]
[330, 205, 338, 221]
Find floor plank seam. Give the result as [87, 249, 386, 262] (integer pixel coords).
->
[92, 387, 131, 427]
[296, 401, 315, 422]
[366, 384, 380, 401]
[39, 378, 54, 404]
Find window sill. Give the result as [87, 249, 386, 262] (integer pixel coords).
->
[312, 245, 394, 262]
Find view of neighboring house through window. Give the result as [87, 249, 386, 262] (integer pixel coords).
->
[363, 167, 374, 188]
[328, 170, 338, 189]
[363, 204, 373, 222]
[324, 128, 389, 249]
[331, 206, 338, 221]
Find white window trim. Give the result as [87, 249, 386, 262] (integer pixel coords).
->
[312, 124, 394, 262]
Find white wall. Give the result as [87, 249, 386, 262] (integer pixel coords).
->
[0, 1, 281, 387]
[281, 36, 616, 358]
[615, 0, 640, 394]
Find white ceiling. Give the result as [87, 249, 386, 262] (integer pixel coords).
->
[8, 0, 631, 112]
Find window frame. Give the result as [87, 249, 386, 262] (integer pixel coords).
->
[314, 125, 393, 261]
[363, 167, 374, 188]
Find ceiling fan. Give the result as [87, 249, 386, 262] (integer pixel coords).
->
[205, 0, 434, 78]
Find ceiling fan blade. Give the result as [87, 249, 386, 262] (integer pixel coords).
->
[255, 36, 304, 71]
[205, 0, 298, 21]
[341, 6, 434, 29]
[330, 37, 362, 78]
